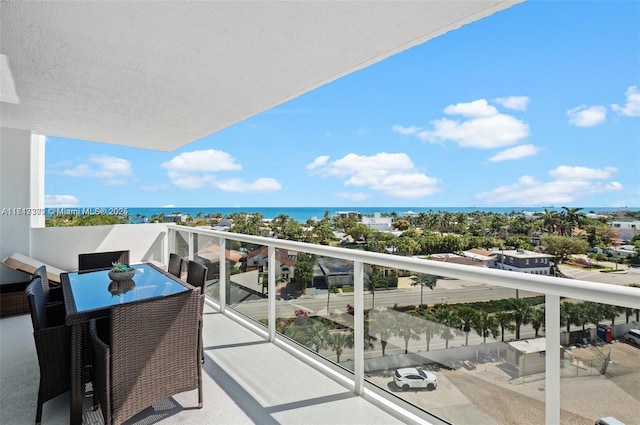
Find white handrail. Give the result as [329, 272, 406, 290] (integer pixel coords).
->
[168, 225, 640, 309]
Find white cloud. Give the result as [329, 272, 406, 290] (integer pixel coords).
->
[475, 165, 622, 205]
[611, 85, 640, 117]
[493, 96, 530, 111]
[140, 184, 169, 192]
[163, 149, 280, 192]
[45, 194, 79, 207]
[392, 125, 422, 135]
[310, 152, 440, 199]
[412, 99, 530, 149]
[567, 105, 606, 127]
[61, 155, 132, 185]
[306, 155, 330, 170]
[161, 149, 241, 173]
[489, 144, 541, 162]
[163, 204, 176, 208]
[336, 192, 369, 202]
[214, 178, 281, 193]
[549, 165, 617, 180]
[443, 99, 498, 117]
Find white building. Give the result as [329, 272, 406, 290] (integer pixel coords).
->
[610, 219, 640, 242]
[361, 212, 394, 231]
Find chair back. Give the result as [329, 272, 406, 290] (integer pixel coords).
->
[168, 253, 183, 278]
[186, 261, 207, 290]
[95, 288, 201, 425]
[32, 264, 51, 297]
[78, 250, 130, 272]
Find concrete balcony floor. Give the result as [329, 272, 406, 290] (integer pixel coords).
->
[0, 301, 412, 425]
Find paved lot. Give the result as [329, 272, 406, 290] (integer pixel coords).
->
[367, 341, 639, 425]
[559, 262, 640, 287]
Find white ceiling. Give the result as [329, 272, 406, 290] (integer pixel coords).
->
[0, 1, 522, 152]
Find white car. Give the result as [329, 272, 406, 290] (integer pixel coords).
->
[393, 367, 437, 391]
[624, 329, 640, 346]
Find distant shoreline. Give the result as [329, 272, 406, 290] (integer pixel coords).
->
[45, 206, 639, 224]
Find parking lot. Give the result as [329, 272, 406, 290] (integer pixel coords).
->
[367, 341, 639, 425]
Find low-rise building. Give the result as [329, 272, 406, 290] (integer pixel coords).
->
[362, 212, 394, 231]
[462, 248, 498, 268]
[609, 219, 640, 242]
[495, 249, 553, 275]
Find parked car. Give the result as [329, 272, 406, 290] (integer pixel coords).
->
[623, 329, 640, 346]
[595, 416, 625, 425]
[393, 368, 437, 391]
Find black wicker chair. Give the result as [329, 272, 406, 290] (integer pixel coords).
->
[186, 261, 207, 363]
[78, 250, 130, 272]
[168, 253, 183, 278]
[32, 265, 64, 315]
[186, 260, 207, 290]
[89, 288, 202, 425]
[25, 276, 71, 425]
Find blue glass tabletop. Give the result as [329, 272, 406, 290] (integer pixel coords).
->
[64, 263, 189, 314]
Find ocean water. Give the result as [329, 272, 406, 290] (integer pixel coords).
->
[48, 206, 636, 224]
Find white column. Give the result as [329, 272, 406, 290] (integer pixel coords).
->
[545, 294, 560, 425]
[353, 261, 364, 395]
[218, 237, 226, 314]
[30, 134, 46, 229]
[268, 245, 276, 342]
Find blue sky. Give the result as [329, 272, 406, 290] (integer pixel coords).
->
[45, 1, 640, 209]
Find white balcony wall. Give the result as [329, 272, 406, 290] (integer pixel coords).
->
[0, 128, 33, 283]
[30, 223, 169, 272]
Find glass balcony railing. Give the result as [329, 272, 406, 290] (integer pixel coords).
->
[168, 225, 640, 425]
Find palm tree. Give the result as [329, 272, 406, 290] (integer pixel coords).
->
[326, 283, 338, 315]
[472, 311, 500, 344]
[367, 271, 387, 310]
[308, 321, 331, 353]
[410, 273, 438, 306]
[510, 299, 533, 340]
[561, 206, 585, 235]
[394, 313, 421, 354]
[411, 309, 439, 351]
[495, 311, 515, 342]
[536, 209, 561, 235]
[369, 308, 395, 356]
[328, 331, 353, 363]
[531, 307, 545, 338]
[434, 306, 462, 349]
[457, 306, 478, 346]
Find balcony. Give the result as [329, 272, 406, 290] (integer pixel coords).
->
[2, 223, 638, 424]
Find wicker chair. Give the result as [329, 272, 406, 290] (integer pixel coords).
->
[25, 276, 71, 425]
[89, 288, 202, 425]
[32, 265, 64, 315]
[78, 250, 130, 272]
[186, 260, 207, 290]
[168, 253, 183, 278]
[186, 261, 207, 363]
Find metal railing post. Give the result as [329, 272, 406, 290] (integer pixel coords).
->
[268, 245, 276, 342]
[353, 260, 364, 395]
[218, 237, 226, 314]
[188, 232, 194, 261]
[545, 294, 560, 425]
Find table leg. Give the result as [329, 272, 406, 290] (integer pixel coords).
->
[70, 323, 83, 425]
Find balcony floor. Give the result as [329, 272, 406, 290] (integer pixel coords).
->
[0, 302, 411, 425]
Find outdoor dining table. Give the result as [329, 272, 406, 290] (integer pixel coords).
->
[61, 262, 190, 425]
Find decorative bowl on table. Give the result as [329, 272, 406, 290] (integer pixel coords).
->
[108, 262, 135, 281]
